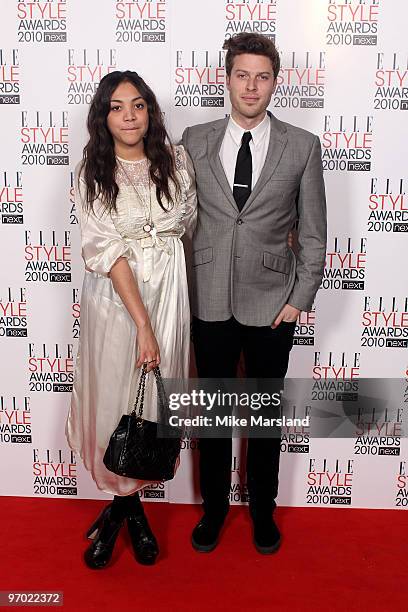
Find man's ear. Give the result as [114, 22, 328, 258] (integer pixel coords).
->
[226, 74, 231, 92]
[271, 77, 277, 95]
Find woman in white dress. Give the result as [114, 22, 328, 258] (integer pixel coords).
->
[65, 70, 196, 569]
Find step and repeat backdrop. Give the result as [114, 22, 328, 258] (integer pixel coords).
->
[0, 0, 407, 509]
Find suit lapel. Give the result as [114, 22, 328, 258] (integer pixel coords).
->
[241, 114, 288, 213]
[206, 114, 288, 214]
[207, 121, 239, 212]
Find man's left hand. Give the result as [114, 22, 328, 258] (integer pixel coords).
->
[272, 304, 300, 329]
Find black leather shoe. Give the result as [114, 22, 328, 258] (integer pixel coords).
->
[252, 516, 281, 554]
[191, 514, 227, 552]
[84, 504, 124, 569]
[127, 502, 159, 565]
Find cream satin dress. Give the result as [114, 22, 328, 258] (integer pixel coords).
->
[65, 145, 197, 496]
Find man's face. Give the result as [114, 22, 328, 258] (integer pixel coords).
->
[226, 53, 277, 123]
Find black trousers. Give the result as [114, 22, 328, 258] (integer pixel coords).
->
[192, 315, 296, 519]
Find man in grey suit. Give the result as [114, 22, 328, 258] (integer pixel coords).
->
[182, 33, 327, 554]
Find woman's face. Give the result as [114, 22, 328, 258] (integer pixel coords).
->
[106, 80, 149, 154]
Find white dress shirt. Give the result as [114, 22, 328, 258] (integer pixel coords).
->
[219, 112, 271, 191]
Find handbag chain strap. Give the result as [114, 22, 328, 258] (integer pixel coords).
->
[131, 364, 166, 428]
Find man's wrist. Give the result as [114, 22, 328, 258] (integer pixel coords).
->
[286, 303, 301, 313]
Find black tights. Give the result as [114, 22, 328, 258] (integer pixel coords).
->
[110, 491, 141, 520]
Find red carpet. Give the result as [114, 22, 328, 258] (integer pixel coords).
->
[1, 497, 407, 611]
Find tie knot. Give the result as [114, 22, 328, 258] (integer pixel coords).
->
[241, 131, 252, 146]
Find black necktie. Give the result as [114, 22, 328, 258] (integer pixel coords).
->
[233, 131, 252, 211]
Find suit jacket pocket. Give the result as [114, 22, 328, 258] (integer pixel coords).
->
[193, 246, 213, 267]
[263, 251, 290, 275]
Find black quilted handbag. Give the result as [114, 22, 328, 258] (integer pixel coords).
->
[103, 364, 181, 481]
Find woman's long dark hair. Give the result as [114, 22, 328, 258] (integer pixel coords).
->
[81, 70, 180, 213]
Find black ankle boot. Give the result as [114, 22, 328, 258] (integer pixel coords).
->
[191, 512, 227, 552]
[126, 494, 159, 565]
[84, 503, 124, 569]
[250, 509, 281, 554]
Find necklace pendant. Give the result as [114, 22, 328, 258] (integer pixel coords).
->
[143, 222, 154, 234]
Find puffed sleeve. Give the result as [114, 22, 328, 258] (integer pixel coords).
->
[74, 162, 131, 277]
[178, 145, 197, 240]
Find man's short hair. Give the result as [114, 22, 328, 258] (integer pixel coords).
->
[223, 33, 280, 79]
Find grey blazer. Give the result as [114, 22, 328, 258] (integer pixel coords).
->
[182, 113, 327, 327]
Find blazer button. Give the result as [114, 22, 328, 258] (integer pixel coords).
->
[236, 219, 244, 225]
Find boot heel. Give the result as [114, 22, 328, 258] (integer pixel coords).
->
[86, 504, 111, 540]
[84, 504, 124, 569]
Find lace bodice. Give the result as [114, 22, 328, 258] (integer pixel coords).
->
[116, 156, 150, 188]
[112, 145, 195, 241]
[76, 144, 196, 280]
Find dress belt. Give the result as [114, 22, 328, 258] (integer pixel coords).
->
[126, 229, 182, 282]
